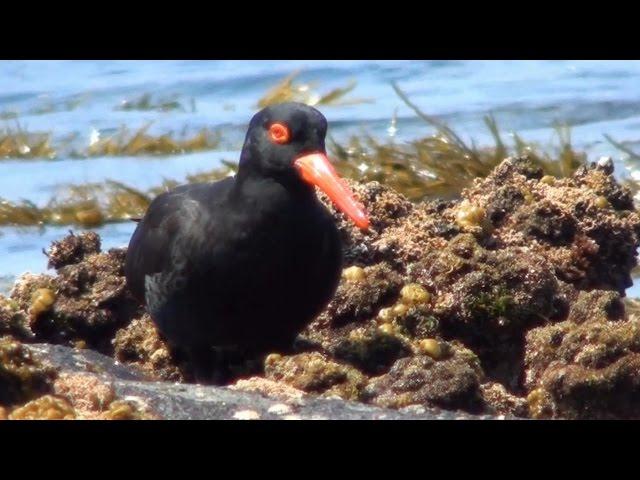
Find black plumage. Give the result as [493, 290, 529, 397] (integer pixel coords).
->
[125, 102, 368, 374]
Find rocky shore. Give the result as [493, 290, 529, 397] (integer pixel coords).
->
[2, 155, 640, 420]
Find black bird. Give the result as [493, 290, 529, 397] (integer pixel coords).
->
[124, 102, 369, 376]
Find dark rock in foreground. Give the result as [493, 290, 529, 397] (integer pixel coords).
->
[27, 343, 495, 420]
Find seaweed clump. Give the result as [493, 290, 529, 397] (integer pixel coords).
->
[258, 71, 369, 108]
[330, 85, 587, 202]
[0, 336, 57, 407]
[116, 93, 194, 113]
[82, 124, 220, 158]
[0, 167, 236, 228]
[0, 127, 56, 159]
[0, 335, 156, 420]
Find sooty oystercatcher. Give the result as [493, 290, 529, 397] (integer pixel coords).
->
[125, 102, 369, 378]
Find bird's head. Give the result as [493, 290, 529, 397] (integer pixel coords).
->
[239, 102, 369, 230]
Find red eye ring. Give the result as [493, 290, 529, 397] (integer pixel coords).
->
[268, 123, 290, 144]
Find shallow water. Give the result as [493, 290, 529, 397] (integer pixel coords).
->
[2, 60, 640, 295]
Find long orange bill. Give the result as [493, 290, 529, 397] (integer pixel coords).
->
[294, 152, 370, 230]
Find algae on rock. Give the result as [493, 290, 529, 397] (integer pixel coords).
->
[2, 156, 640, 419]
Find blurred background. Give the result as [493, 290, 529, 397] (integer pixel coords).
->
[2, 60, 640, 295]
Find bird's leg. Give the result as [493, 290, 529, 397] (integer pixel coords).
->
[223, 346, 264, 380]
[187, 346, 227, 385]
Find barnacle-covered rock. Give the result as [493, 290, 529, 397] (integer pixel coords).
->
[416, 234, 562, 342]
[46, 231, 101, 269]
[10, 233, 142, 353]
[113, 314, 184, 382]
[362, 342, 484, 412]
[524, 317, 640, 419]
[9, 273, 56, 317]
[314, 263, 403, 329]
[264, 352, 367, 401]
[566, 289, 625, 324]
[463, 156, 640, 294]
[53, 372, 116, 415]
[306, 157, 640, 415]
[1, 342, 157, 420]
[0, 295, 32, 340]
[480, 382, 528, 418]
[329, 326, 412, 375]
[317, 180, 414, 267]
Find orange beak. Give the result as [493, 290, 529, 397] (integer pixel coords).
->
[294, 152, 370, 230]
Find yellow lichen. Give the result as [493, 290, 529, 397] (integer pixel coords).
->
[540, 175, 556, 185]
[377, 307, 395, 323]
[377, 323, 398, 335]
[595, 196, 610, 209]
[522, 189, 535, 204]
[102, 401, 139, 420]
[8, 395, 76, 420]
[29, 288, 56, 319]
[455, 200, 487, 230]
[342, 266, 366, 282]
[265, 353, 283, 368]
[526, 388, 552, 419]
[392, 303, 409, 316]
[416, 339, 443, 359]
[400, 283, 430, 305]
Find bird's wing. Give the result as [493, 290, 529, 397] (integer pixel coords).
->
[124, 180, 233, 301]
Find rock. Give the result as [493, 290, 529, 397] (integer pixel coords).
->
[524, 318, 640, 419]
[24, 343, 496, 420]
[264, 351, 367, 400]
[362, 343, 485, 413]
[2, 156, 639, 419]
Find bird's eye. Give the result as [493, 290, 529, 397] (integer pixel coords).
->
[268, 123, 291, 144]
